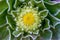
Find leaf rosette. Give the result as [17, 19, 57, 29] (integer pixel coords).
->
[0, 0, 60, 40]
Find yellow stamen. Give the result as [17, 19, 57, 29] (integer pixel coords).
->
[23, 12, 35, 26]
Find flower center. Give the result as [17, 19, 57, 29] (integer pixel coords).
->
[23, 12, 35, 26]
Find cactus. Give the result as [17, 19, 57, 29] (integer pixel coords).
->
[0, 0, 60, 40]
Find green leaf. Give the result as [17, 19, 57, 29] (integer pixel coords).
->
[47, 13, 59, 28]
[39, 9, 48, 20]
[0, 0, 8, 12]
[0, 26, 11, 40]
[21, 34, 37, 40]
[12, 30, 23, 37]
[21, 37, 30, 40]
[42, 18, 50, 31]
[7, 0, 15, 11]
[40, 30, 52, 40]
[6, 14, 16, 30]
[52, 22, 60, 40]
[54, 10, 60, 20]
[11, 11, 18, 18]
[0, 8, 7, 28]
[14, 0, 24, 8]
[0, 26, 20, 40]
[31, 0, 45, 10]
[11, 36, 21, 40]
[44, 2, 60, 15]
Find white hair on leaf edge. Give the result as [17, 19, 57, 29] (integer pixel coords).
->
[6, 16, 14, 30]
[43, 18, 50, 31]
[6, 0, 10, 11]
[21, 35, 38, 40]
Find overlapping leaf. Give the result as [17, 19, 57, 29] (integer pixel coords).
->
[0, 0, 60, 40]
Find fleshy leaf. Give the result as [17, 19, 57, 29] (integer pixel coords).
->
[52, 22, 60, 40]
[44, 1, 60, 15]
[0, 0, 8, 12]
[11, 32, 21, 40]
[31, 0, 45, 10]
[6, 0, 15, 11]
[14, 0, 24, 8]
[47, 13, 59, 28]
[0, 8, 7, 28]
[11, 11, 17, 18]
[42, 18, 50, 31]
[12, 30, 23, 37]
[14, 0, 45, 10]
[54, 10, 60, 20]
[0, 26, 11, 40]
[21, 36, 30, 40]
[39, 9, 48, 20]
[21, 35, 37, 40]
[40, 30, 52, 40]
[6, 14, 16, 30]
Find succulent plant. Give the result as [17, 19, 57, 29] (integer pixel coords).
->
[0, 0, 60, 40]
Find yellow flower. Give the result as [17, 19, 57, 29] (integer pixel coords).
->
[16, 6, 41, 33]
[23, 13, 35, 26]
